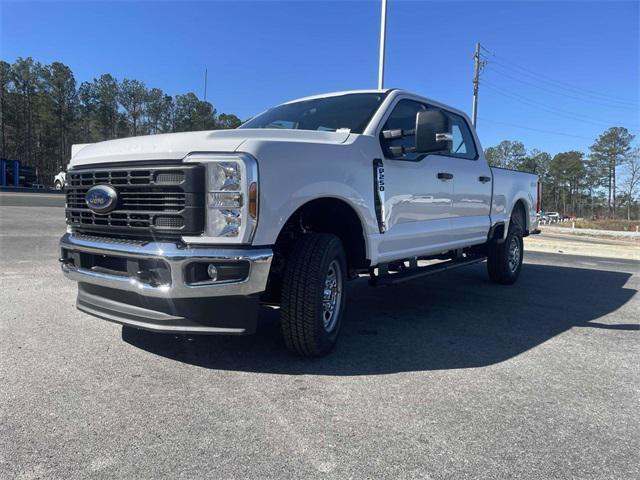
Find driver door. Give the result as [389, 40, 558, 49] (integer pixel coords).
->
[376, 99, 457, 262]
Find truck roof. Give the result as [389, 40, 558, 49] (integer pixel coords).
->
[282, 89, 394, 104]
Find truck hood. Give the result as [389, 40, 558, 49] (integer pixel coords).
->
[70, 129, 352, 166]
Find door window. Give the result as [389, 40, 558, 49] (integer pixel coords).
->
[379, 99, 426, 160]
[380, 99, 477, 161]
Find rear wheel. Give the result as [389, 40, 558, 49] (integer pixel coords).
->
[54, 180, 63, 190]
[487, 222, 524, 285]
[280, 233, 347, 357]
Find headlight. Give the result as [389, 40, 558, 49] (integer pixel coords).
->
[182, 153, 258, 244]
[208, 162, 241, 191]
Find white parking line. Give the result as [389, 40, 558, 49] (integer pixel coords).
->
[0, 193, 63, 199]
[599, 260, 636, 266]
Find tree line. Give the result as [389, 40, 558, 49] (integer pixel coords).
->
[0, 57, 242, 182]
[1, 57, 638, 219]
[485, 128, 639, 221]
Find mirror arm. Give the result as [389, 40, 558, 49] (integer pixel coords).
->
[435, 133, 453, 142]
[382, 128, 416, 140]
[388, 145, 417, 158]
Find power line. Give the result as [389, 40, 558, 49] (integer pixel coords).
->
[483, 82, 639, 130]
[483, 82, 619, 128]
[488, 53, 639, 105]
[482, 60, 639, 111]
[480, 46, 638, 105]
[478, 117, 595, 140]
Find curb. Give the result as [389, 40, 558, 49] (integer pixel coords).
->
[540, 225, 640, 239]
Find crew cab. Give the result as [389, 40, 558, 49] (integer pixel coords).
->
[59, 89, 539, 356]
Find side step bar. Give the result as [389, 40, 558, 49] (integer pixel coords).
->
[369, 256, 486, 286]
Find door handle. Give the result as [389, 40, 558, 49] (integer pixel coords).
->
[479, 175, 492, 183]
[437, 172, 454, 180]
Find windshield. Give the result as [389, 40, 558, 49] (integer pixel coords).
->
[239, 93, 387, 134]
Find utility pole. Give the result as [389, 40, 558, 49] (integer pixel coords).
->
[203, 68, 209, 130]
[378, 0, 388, 89]
[203, 68, 208, 101]
[472, 42, 481, 126]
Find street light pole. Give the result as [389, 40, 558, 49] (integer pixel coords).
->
[378, 0, 388, 89]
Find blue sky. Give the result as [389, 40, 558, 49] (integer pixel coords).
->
[1, 0, 638, 155]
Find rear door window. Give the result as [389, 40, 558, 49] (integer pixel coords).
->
[445, 112, 477, 160]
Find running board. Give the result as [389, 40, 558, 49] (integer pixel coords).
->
[369, 256, 486, 286]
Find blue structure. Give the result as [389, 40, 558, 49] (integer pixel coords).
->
[12, 159, 19, 187]
[0, 159, 21, 187]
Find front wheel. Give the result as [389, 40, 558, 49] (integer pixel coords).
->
[487, 223, 524, 285]
[54, 181, 63, 190]
[280, 233, 347, 357]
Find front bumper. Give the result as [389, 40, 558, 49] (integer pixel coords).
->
[60, 233, 273, 334]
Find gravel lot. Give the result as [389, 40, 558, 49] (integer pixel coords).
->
[1, 203, 639, 479]
[525, 230, 640, 260]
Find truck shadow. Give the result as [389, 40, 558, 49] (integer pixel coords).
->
[122, 262, 638, 375]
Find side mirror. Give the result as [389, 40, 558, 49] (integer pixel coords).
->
[415, 110, 452, 154]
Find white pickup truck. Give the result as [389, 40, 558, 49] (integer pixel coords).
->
[60, 89, 540, 356]
[53, 171, 66, 190]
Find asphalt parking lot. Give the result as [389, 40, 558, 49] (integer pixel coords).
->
[1, 200, 639, 479]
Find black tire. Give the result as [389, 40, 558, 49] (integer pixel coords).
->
[54, 181, 62, 190]
[487, 222, 524, 285]
[280, 233, 347, 357]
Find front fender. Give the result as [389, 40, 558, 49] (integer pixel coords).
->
[253, 182, 377, 247]
[240, 137, 379, 249]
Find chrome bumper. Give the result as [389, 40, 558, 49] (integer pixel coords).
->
[59, 233, 273, 299]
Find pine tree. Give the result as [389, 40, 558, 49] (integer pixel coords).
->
[119, 79, 148, 136]
[42, 62, 77, 169]
[589, 127, 634, 217]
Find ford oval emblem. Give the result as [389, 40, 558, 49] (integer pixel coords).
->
[85, 185, 118, 214]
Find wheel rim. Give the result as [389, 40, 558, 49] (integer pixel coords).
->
[508, 236, 521, 273]
[322, 260, 342, 332]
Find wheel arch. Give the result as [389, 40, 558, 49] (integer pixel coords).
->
[276, 197, 369, 269]
[510, 198, 529, 232]
[261, 196, 369, 303]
